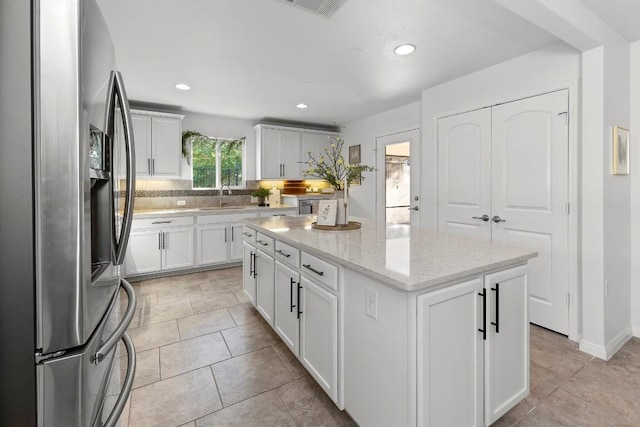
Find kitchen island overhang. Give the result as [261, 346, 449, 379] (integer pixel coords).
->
[241, 215, 537, 427]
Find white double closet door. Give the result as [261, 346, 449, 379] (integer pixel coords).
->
[438, 90, 569, 335]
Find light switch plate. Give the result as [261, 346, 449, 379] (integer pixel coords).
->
[365, 288, 377, 320]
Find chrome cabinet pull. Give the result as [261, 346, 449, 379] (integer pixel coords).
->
[472, 214, 490, 222]
[276, 249, 291, 258]
[243, 232, 253, 238]
[224, 228, 227, 243]
[303, 264, 324, 276]
[158, 233, 161, 250]
[492, 215, 506, 223]
[257, 240, 269, 247]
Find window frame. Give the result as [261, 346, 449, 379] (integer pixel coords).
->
[191, 136, 246, 190]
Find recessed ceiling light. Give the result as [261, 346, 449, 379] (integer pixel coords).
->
[174, 83, 191, 91]
[393, 44, 416, 56]
[297, 103, 308, 109]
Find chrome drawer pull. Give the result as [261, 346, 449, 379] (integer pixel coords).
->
[303, 264, 324, 276]
[257, 240, 269, 247]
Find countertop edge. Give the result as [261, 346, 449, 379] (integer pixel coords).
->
[242, 219, 537, 292]
[132, 205, 297, 219]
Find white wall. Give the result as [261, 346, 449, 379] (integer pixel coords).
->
[601, 43, 631, 349]
[630, 41, 640, 337]
[420, 42, 581, 229]
[342, 101, 422, 219]
[180, 112, 258, 182]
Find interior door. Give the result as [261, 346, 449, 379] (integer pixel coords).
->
[437, 108, 492, 240]
[375, 128, 421, 226]
[491, 90, 569, 335]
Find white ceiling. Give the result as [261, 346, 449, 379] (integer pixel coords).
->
[580, 0, 640, 43]
[97, 0, 560, 126]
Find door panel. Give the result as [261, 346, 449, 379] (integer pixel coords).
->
[492, 90, 569, 334]
[162, 227, 194, 270]
[131, 114, 151, 177]
[438, 109, 492, 240]
[375, 129, 421, 226]
[151, 116, 181, 177]
[417, 278, 484, 427]
[484, 266, 529, 425]
[274, 262, 300, 355]
[243, 242, 256, 305]
[299, 276, 338, 402]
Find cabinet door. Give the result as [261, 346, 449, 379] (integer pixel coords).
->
[417, 277, 484, 427]
[196, 224, 229, 265]
[300, 132, 322, 176]
[281, 130, 301, 179]
[484, 266, 529, 425]
[131, 114, 152, 177]
[229, 224, 244, 261]
[242, 242, 256, 305]
[124, 230, 162, 275]
[274, 262, 300, 356]
[162, 227, 194, 270]
[299, 276, 338, 402]
[260, 128, 283, 179]
[256, 250, 275, 326]
[151, 116, 181, 177]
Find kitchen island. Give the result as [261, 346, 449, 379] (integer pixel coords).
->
[242, 215, 537, 427]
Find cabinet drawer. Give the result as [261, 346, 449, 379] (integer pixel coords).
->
[255, 232, 274, 254]
[274, 240, 300, 269]
[301, 251, 338, 292]
[198, 213, 255, 225]
[242, 226, 257, 243]
[132, 216, 194, 230]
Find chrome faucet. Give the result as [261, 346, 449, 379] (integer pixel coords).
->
[219, 185, 232, 207]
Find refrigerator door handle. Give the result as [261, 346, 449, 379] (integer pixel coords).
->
[111, 70, 136, 265]
[94, 279, 137, 364]
[101, 332, 136, 427]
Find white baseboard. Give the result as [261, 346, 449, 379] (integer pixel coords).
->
[632, 325, 640, 338]
[606, 327, 632, 358]
[579, 340, 607, 360]
[579, 327, 632, 360]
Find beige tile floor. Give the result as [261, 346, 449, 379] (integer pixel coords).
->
[118, 267, 640, 426]
[118, 267, 354, 427]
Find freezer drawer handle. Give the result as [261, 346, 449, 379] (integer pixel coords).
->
[94, 279, 137, 364]
[101, 333, 136, 427]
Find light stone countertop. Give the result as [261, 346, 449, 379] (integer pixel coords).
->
[133, 204, 297, 219]
[243, 215, 537, 292]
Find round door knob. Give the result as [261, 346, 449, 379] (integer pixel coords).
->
[492, 215, 507, 223]
[472, 214, 490, 222]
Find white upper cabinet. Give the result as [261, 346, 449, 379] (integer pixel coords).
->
[130, 110, 184, 179]
[255, 124, 338, 180]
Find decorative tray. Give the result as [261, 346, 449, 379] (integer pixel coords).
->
[311, 221, 362, 231]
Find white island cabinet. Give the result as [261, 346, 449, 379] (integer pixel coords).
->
[242, 215, 536, 427]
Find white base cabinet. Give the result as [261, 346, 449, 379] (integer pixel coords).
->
[196, 224, 228, 265]
[274, 261, 300, 353]
[344, 264, 529, 427]
[243, 242, 257, 305]
[255, 250, 275, 326]
[125, 225, 194, 276]
[299, 275, 338, 402]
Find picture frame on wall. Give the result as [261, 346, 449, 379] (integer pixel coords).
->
[349, 144, 361, 164]
[612, 126, 630, 175]
[316, 200, 337, 226]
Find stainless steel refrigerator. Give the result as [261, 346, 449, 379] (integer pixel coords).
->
[0, 0, 137, 426]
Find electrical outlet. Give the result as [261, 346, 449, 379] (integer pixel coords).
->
[177, 200, 186, 206]
[365, 288, 377, 320]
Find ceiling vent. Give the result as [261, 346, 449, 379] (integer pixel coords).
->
[280, 0, 348, 19]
